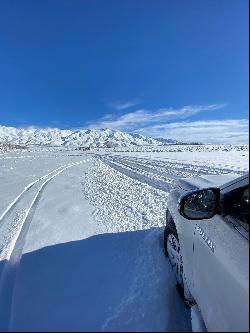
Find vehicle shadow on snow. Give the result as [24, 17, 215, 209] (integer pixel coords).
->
[8, 228, 191, 332]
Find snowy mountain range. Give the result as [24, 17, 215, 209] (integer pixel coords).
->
[0, 125, 178, 147]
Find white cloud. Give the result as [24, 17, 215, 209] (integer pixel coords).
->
[135, 119, 249, 144]
[87, 104, 226, 131]
[110, 101, 138, 110]
[87, 103, 249, 144]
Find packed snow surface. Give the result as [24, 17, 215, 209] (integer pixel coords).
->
[0, 145, 248, 331]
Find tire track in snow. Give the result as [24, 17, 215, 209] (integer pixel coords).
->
[97, 156, 174, 193]
[97, 154, 245, 193]
[0, 159, 89, 331]
[0, 164, 68, 223]
[106, 155, 244, 178]
[107, 156, 191, 181]
[112, 157, 193, 179]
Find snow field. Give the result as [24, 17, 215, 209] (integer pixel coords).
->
[0, 146, 248, 331]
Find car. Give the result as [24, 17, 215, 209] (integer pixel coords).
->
[163, 173, 249, 332]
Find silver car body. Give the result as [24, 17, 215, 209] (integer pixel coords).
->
[167, 173, 249, 332]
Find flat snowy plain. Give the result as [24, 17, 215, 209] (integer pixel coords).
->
[0, 145, 248, 331]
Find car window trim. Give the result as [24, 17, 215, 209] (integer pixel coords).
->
[221, 174, 249, 191]
[223, 214, 249, 241]
[221, 183, 249, 239]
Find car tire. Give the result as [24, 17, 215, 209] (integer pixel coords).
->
[164, 211, 184, 297]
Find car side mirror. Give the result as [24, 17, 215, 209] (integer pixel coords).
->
[178, 188, 220, 220]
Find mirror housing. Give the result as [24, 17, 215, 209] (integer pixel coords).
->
[178, 188, 220, 220]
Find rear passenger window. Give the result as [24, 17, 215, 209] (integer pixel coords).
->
[223, 185, 249, 232]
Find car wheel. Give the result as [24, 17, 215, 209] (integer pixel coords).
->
[164, 213, 184, 297]
[167, 231, 185, 297]
[163, 209, 174, 256]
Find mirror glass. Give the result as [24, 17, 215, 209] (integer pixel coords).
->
[182, 189, 217, 220]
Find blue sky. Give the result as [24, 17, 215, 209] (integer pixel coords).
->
[0, 0, 248, 143]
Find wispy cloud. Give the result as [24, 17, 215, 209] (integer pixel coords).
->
[87, 104, 226, 131]
[86, 103, 248, 144]
[135, 119, 249, 144]
[110, 101, 139, 110]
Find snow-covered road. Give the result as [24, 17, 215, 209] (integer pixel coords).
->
[0, 148, 248, 331]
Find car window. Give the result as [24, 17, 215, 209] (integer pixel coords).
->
[223, 185, 249, 232]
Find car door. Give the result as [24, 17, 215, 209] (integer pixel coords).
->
[192, 177, 249, 331]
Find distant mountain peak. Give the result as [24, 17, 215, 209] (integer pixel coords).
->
[0, 125, 178, 147]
